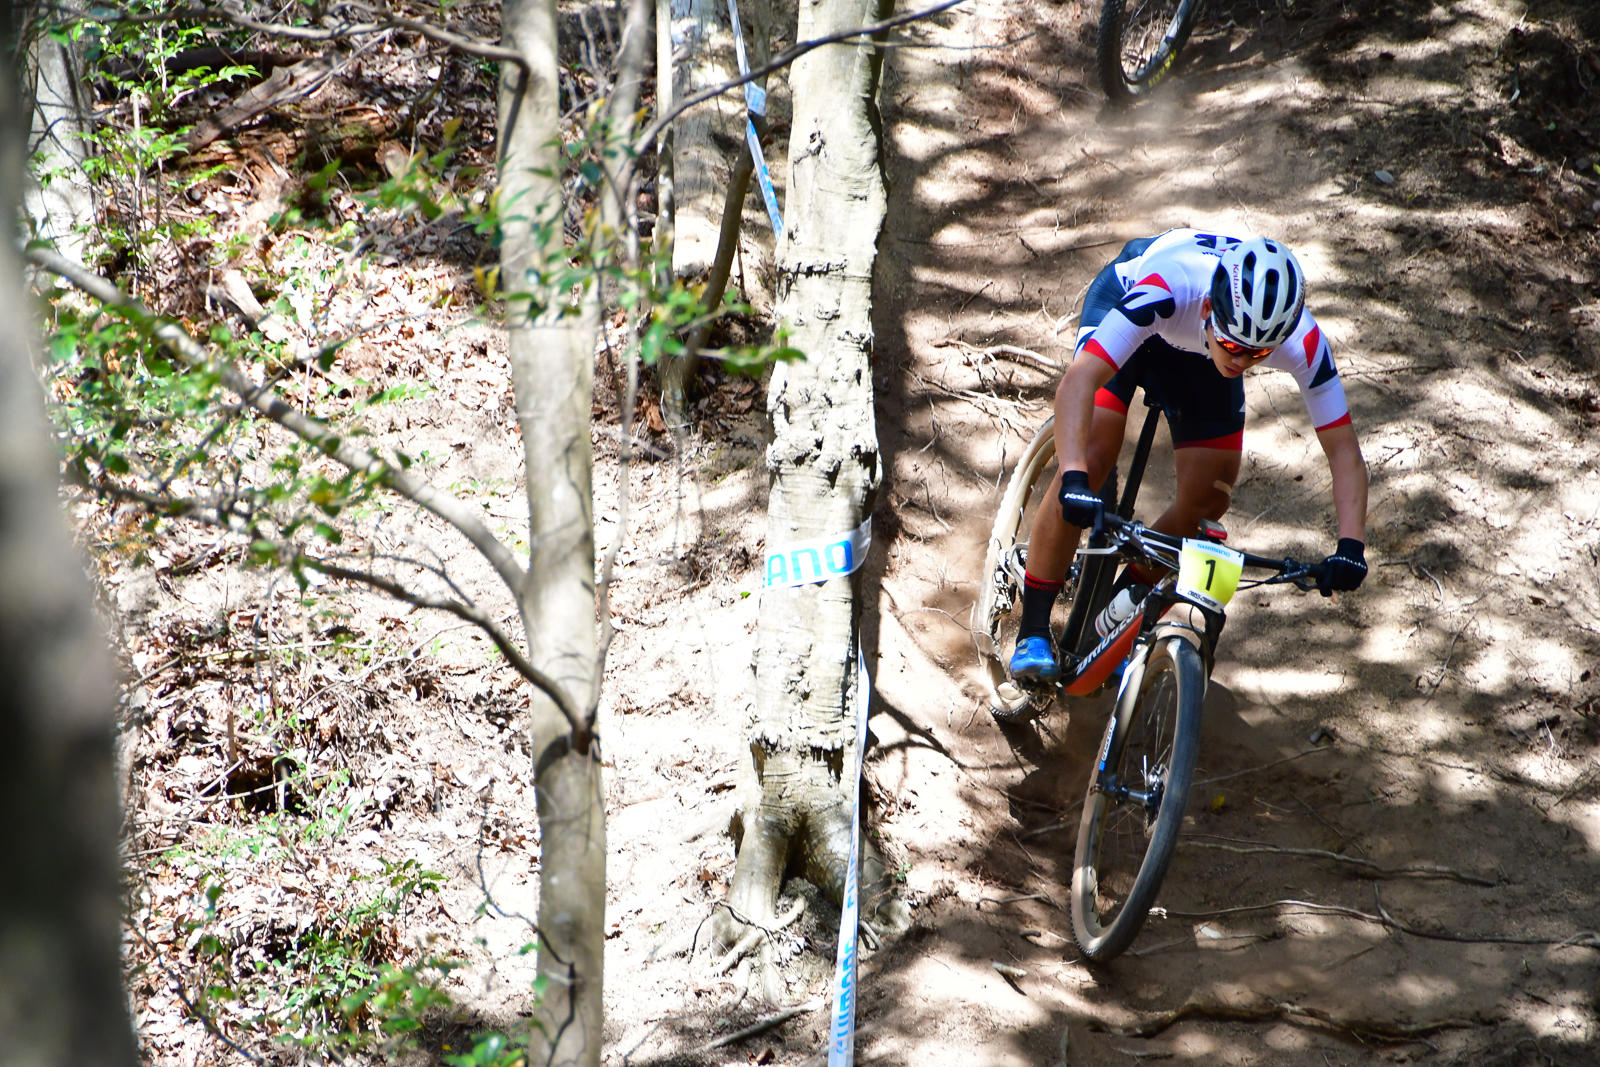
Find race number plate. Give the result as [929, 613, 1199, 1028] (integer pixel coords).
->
[1176, 539, 1244, 611]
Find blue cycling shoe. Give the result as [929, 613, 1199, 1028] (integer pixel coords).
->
[1008, 636, 1060, 684]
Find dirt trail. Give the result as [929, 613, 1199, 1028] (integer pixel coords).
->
[610, 0, 1600, 1062]
[792, 0, 1600, 1063]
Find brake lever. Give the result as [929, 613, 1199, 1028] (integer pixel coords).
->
[1085, 511, 1119, 551]
[1284, 559, 1321, 592]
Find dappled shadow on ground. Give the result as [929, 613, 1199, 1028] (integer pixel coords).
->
[838, 0, 1600, 1064]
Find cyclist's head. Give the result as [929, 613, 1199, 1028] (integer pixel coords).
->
[1209, 237, 1305, 350]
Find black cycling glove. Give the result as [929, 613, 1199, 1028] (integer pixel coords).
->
[1317, 538, 1367, 596]
[1058, 470, 1104, 530]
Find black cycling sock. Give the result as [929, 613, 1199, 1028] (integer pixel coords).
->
[1018, 572, 1064, 640]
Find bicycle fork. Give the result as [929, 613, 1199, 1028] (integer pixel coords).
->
[1088, 600, 1211, 814]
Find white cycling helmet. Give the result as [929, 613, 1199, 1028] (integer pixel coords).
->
[1209, 237, 1306, 349]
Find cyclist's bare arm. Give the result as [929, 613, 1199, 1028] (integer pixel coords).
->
[1054, 351, 1118, 477]
[1316, 420, 1369, 543]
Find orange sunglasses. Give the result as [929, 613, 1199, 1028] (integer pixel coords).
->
[1210, 318, 1274, 360]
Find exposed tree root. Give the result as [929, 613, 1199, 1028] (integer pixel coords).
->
[1162, 890, 1600, 950]
[1182, 838, 1498, 886]
[711, 897, 808, 975]
[697, 998, 822, 1052]
[1090, 993, 1493, 1042]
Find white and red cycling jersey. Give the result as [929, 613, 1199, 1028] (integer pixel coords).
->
[1076, 228, 1352, 432]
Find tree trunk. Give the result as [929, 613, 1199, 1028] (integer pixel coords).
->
[19, 0, 96, 263]
[662, 0, 736, 281]
[719, 0, 906, 988]
[498, 1, 606, 1061]
[657, 0, 773, 429]
[657, 0, 732, 429]
[0, 12, 138, 1061]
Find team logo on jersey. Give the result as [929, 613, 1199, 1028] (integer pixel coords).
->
[1301, 324, 1324, 368]
[1116, 273, 1175, 327]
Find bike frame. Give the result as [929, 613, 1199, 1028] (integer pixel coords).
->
[1049, 401, 1203, 697]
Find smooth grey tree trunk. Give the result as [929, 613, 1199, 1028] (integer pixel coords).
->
[662, 0, 735, 280]
[0, 8, 138, 1061]
[719, 0, 906, 989]
[657, 0, 774, 429]
[657, 0, 732, 428]
[498, 0, 606, 1060]
[20, 0, 95, 262]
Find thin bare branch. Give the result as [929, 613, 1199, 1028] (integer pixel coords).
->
[28, 247, 529, 600]
[627, 0, 967, 163]
[63, 2, 529, 71]
[289, 551, 583, 733]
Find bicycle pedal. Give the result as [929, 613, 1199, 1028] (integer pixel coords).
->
[991, 680, 1045, 723]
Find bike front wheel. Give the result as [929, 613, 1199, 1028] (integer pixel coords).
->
[1095, 0, 1204, 105]
[1070, 633, 1204, 961]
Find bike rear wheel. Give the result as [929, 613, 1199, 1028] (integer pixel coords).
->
[1095, 0, 1204, 105]
[975, 420, 1065, 720]
[974, 422, 1117, 720]
[1070, 633, 1204, 960]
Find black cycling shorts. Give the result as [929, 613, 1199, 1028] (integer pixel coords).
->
[1079, 239, 1245, 450]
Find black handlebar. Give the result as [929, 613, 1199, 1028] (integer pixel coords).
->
[1090, 512, 1324, 592]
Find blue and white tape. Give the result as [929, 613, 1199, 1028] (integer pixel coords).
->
[728, 0, 785, 242]
[763, 517, 871, 589]
[829, 647, 870, 1066]
[760, 518, 873, 1061]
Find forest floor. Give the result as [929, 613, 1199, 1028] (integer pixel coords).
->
[107, 0, 1600, 1065]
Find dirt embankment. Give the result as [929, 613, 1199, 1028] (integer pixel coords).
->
[114, 0, 1600, 1064]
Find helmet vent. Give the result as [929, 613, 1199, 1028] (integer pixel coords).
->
[1210, 236, 1306, 348]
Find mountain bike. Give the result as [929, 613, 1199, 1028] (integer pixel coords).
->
[1096, 0, 1206, 105]
[972, 403, 1325, 960]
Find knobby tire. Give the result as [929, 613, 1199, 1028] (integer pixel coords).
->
[1071, 634, 1204, 960]
[975, 421, 1118, 720]
[975, 420, 1062, 719]
[1096, 0, 1204, 105]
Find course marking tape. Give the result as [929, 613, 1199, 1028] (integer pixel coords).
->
[763, 517, 871, 589]
[829, 646, 870, 1065]
[760, 517, 873, 1060]
[728, 0, 785, 242]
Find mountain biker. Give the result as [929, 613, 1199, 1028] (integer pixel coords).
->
[1009, 228, 1370, 683]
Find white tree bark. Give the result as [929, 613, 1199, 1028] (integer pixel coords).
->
[720, 0, 906, 987]
[498, 0, 607, 1059]
[663, 0, 739, 279]
[20, 0, 96, 262]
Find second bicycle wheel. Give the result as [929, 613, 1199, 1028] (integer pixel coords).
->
[1070, 633, 1204, 960]
[1096, 0, 1204, 105]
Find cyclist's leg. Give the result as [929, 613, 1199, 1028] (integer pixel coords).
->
[1025, 402, 1125, 585]
[1008, 405, 1124, 680]
[1141, 346, 1246, 543]
[1028, 256, 1149, 589]
[1008, 256, 1141, 681]
[1155, 445, 1240, 538]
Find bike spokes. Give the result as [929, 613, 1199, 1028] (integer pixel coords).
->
[1096, 0, 1203, 104]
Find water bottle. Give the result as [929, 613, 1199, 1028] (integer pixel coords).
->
[1094, 583, 1149, 639]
